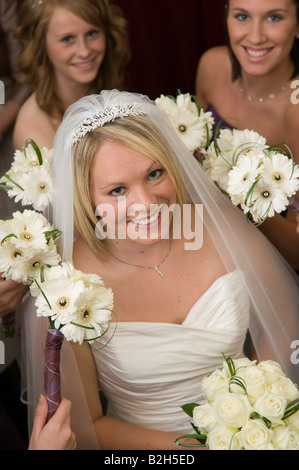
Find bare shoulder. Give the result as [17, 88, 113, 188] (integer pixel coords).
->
[73, 238, 101, 274]
[196, 46, 231, 105]
[13, 93, 56, 149]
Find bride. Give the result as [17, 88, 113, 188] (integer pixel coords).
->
[25, 90, 299, 449]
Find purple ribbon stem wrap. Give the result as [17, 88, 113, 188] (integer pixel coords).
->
[44, 328, 64, 421]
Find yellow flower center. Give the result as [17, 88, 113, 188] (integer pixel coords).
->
[38, 182, 47, 192]
[29, 160, 40, 167]
[80, 307, 92, 322]
[57, 297, 70, 309]
[31, 260, 41, 270]
[20, 231, 33, 242]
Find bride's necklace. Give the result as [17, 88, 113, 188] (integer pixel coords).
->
[105, 238, 173, 278]
[239, 80, 288, 103]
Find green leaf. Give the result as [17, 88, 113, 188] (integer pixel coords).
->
[222, 353, 236, 376]
[1, 233, 17, 245]
[25, 138, 43, 165]
[229, 376, 247, 394]
[44, 229, 62, 241]
[250, 412, 272, 428]
[283, 397, 299, 420]
[33, 278, 52, 311]
[175, 433, 207, 446]
[181, 402, 200, 418]
[3, 174, 24, 191]
[0, 183, 13, 191]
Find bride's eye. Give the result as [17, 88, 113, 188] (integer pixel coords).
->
[109, 186, 125, 196]
[148, 169, 163, 180]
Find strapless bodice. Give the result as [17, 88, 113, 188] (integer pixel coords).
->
[92, 270, 250, 433]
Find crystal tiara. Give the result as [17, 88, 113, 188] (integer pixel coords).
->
[72, 103, 145, 145]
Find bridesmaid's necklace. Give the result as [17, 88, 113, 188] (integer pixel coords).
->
[239, 80, 288, 103]
[105, 238, 172, 279]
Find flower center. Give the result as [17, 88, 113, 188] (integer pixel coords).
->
[38, 182, 47, 192]
[13, 250, 23, 258]
[20, 231, 33, 242]
[80, 307, 92, 322]
[261, 189, 271, 199]
[57, 297, 70, 309]
[273, 173, 282, 182]
[31, 260, 40, 270]
[178, 124, 187, 133]
[29, 160, 40, 167]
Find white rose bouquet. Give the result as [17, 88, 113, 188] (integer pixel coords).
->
[155, 91, 214, 153]
[177, 356, 299, 450]
[202, 128, 299, 224]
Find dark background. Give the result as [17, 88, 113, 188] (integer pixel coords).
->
[114, 0, 227, 99]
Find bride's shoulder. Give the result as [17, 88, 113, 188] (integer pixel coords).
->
[73, 238, 103, 274]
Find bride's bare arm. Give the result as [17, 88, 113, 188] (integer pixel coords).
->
[72, 342, 204, 450]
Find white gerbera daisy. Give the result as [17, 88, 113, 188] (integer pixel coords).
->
[23, 248, 61, 283]
[34, 276, 86, 322]
[232, 129, 267, 156]
[0, 240, 28, 282]
[250, 180, 289, 222]
[59, 284, 113, 344]
[262, 152, 299, 197]
[155, 93, 214, 152]
[1, 168, 25, 202]
[11, 144, 53, 172]
[5, 210, 54, 251]
[227, 152, 263, 205]
[21, 166, 53, 210]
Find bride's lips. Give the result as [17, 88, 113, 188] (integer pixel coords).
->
[243, 46, 273, 61]
[129, 210, 161, 230]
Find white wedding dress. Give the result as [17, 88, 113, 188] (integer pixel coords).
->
[92, 270, 250, 434]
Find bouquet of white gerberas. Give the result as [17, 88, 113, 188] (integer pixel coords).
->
[177, 356, 299, 450]
[0, 139, 53, 211]
[0, 209, 61, 284]
[0, 139, 114, 421]
[202, 128, 299, 224]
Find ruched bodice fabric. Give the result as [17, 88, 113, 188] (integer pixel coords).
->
[92, 271, 250, 434]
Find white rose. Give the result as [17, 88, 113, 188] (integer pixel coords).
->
[214, 392, 253, 428]
[201, 369, 228, 402]
[236, 366, 266, 402]
[254, 391, 287, 424]
[206, 425, 242, 450]
[237, 419, 274, 450]
[269, 378, 299, 402]
[257, 360, 286, 385]
[273, 425, 299, 450]
[193, 403, 216, 434]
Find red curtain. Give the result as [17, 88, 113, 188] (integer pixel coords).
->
[114, 0, 227, 99]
